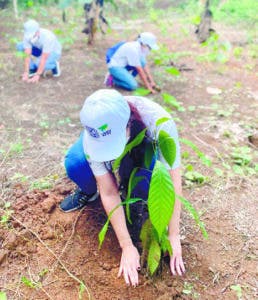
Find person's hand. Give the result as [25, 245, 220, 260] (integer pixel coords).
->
[22, 72, 29, 82]
[28, 74, 40, 83]
[118, 244, 140, 287]
[153, 85, 161, 92]
[149, 87, 157, 94]
[169, 234, 185, 276]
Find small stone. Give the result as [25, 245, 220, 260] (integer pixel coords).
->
[165, 279, 173, 287]
[102, 263, 112, 271]
[206, 87, 222, 95]
[0, 249, 8, 265]
[41, 198, 56, 213]
[4, 232, 19, 250]
[41, 229, 55, 240]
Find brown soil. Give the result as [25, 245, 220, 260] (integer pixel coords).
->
[0, 9, 257, 300]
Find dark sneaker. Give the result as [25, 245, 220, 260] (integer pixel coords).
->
[59, 188, 98, 212]
[29, 68, 37, 78]
[52, 61, 61, 77]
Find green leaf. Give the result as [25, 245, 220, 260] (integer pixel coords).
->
[155, 117, 171, 127]
[98, 198, 142, 249]
[166, 67, 180, 76]
[162, 93, 182, 110]
[180, 138, 212, 167]
[79, 282, 86, 300]
[184, 171, 206, 184]
[113, 129, 147, 171]
[232, 165, 244, 175]
[230, 284, 242, 299]
[177, 195, 208, 239]
[133, 88, 151, 96]
[214, 168, 224, 176]
[160, 231, 172, 256]
[21, 276, 40, 288]
[98, 221, 109, 249]
[144, 142, 155, 169]
[148, 161, 175, 240]
[0, 292, 7, 300]
[15, 51, 27, 58]
[140, 219, 152, 252]
[158, 130, 176, 167]
[126, 168, 144, 224]
[147, 238, 161, 275]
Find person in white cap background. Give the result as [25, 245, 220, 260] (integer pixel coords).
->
[59, 89, 185, 286]
[104, 32, 159, 93]
[17, 19, 62, 83]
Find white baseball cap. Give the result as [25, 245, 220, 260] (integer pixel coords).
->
[138, 32, 159, 50]
[24, 20, 40, 40]
[80, 89, 130, 162]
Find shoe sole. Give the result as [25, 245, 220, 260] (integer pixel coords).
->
[53, 61, 61, 77]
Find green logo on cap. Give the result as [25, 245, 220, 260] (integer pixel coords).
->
[98, 124, 108, 132]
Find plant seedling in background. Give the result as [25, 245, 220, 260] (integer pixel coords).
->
[133, 87, 151, 96]
[21, 276, 41, 289]
[0, 291, 7, 300]
[98, 118, 207, 275]
[0, 202, 14, 227]
[166, 67, 180, 76]
[230, 284, 242, 300]
[180, 138, 212, 167]
[162, 93, 185, 112]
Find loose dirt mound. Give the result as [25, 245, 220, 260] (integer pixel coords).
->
[1, 181, 184, 299]
[1, 177, 257, 299]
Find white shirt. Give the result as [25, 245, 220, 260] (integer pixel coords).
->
[108, 41, 145, 68]
[23, 28, 62, 54]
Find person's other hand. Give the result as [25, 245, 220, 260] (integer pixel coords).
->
[169, 234, 185, 276]
[118, 244, 140, 287]
[22, 72, 29, 82]
[28, 74, 40, 83]
[150, 88, 157, 94]
[153, 85, 161, 92]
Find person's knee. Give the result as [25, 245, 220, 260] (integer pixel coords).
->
[64, 152, 84, 176]
[128, 81, 138, 91]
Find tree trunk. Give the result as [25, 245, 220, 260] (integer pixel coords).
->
[13, 0, 18, 19]
[195, 0, 215, 43]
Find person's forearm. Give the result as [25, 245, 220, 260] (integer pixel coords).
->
[101, 194, 133, 248]
[23, 48, 32, 74]
[97, 173, 133, 248]
[24, 57, 30, 73]
[168, 198, 181, 236]
[168, 168, 182, 236]
[137, 67, 153, 90]
[143, 65, 155, 86]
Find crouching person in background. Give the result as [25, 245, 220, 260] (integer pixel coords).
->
[17, 20, 62, 83]
[104, 32, 159, 93]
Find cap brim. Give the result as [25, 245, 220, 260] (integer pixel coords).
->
[83, 129, 127, 162]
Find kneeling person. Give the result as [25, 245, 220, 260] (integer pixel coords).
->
[18, 20, 62, 83]
[105, 32, 159, 93]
